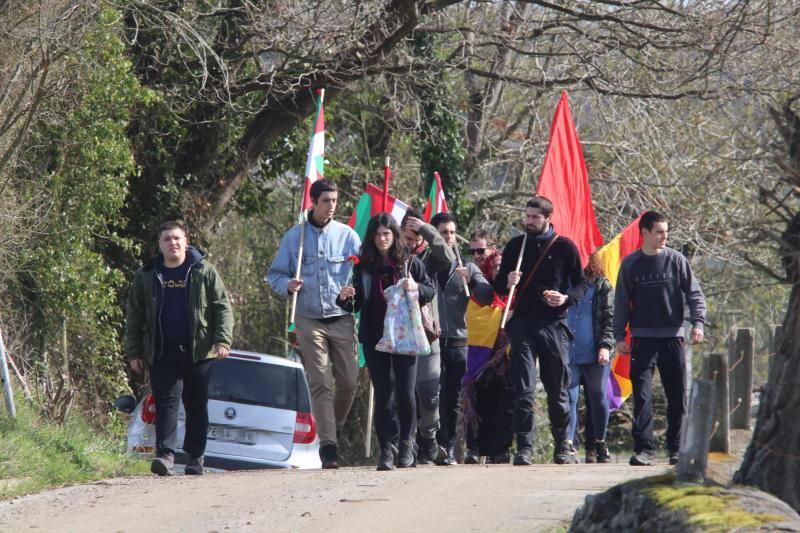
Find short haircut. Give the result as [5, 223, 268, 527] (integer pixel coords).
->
[309, 179, 337, 202]
[469, 229, 496, 247]
[401, 207, 423, 230]
[158, 220, 187, 239]
[525, 195, 553, 217]
[639, 211, 667, 232]
[431, 212, 456, 229]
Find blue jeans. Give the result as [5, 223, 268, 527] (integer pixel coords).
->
[567, 362, 610, 447]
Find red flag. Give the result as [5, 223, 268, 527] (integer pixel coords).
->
[536, 91, 603, 266]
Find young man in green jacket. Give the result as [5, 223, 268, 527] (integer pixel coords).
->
[125, 220, 234, 476]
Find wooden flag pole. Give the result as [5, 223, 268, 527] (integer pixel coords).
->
[382, 156, 390, 212]
[453, 243, 470, 298]
[287, 219, 306, 331]
[500, 233, 528, 329]
[365, 382, 374, 457]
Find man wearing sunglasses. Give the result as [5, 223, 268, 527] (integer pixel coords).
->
[469, 230, 501, 279]
[428, 212, 493, 465]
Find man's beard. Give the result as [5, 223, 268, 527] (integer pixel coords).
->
[526, 224, 546, 236]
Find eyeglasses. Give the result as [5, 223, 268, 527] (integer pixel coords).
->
[469, 248, 487, 255]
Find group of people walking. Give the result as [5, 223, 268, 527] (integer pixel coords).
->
[124, 177, 706, 476]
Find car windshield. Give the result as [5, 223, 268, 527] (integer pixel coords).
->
[208, 358, 309, 411]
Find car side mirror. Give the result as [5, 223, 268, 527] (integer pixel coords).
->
[114, 395, 137, 414]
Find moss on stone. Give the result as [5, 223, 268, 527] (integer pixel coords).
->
[643, 483, 785, 531]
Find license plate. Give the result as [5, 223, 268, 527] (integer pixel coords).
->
[207, 426, 256, 444]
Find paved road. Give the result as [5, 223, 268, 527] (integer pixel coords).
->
[0, 462, 668, 532]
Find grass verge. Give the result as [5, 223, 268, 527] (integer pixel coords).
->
[0, 401, 150, 499]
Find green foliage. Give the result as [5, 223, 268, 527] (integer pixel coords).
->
[0, 402, 150, 500]
[17, 8, 154, 407]
[412, 32, 469, 225]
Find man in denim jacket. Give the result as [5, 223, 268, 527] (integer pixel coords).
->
[268, 179, 361, 468]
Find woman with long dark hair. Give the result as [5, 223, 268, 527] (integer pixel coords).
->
[566, 252, 615, 463]
[337, 213, 435, 470]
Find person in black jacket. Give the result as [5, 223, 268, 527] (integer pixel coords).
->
[494, 196, 589, 466]
[337, 213, 436, 471]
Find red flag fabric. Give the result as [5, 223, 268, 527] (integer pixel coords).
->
[536, 91, 603, 266]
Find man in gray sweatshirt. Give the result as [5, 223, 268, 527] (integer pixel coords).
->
[613, 211, 706, 467]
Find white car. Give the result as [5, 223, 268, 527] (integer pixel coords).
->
[116, 350, 321, 470]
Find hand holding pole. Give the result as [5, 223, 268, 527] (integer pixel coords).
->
[288, 219, 307, 331]
[453, 242, 470, 298]
[500, 233, 528, 329]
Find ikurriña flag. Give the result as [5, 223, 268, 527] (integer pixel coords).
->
[423, 171, 449, 223]
[347, 183, 410, 240]
[301, 90, 325, 211]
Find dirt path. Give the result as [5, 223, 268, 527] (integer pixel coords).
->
[0, 461, 668, 532]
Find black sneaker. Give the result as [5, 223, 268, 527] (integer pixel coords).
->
[319, 443, 339, 469]
[377, 443, 398, 471]
[513, 447, 533, 466]
[584, 440, 596, 464]
[554, 441, 577, 465]
[464, 447, 480, 464]
[185, 455, 204, 476]
[629, 451, 655, 466]
[434, 445, 455, 466]
[150, 452, 175, 477]
[669, 451, 680, 466]
[396, 439, 416, 468]
[492, 451, 511, 464]
[595, 440, 611, 464]
[418, 437, 439, 464]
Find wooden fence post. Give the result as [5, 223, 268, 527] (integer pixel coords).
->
[706, 353, 730, 454]
[677, 379, 715, 483]
[730, 328, 754, 430]
[769, 325, 784, 378]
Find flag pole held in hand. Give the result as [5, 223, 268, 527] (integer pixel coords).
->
[287, 219, 307, 332]
[500, 233, 527, 329]
[453, 242, 470, 298]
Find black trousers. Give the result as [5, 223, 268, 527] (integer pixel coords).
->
[150, 349, 214, 458]
[630, 337, 686, 454]
[507, 316, 572, 450]
[364, 345, 418, 447]
[465, 371, 514, 457]
[437, 342, 467, 449]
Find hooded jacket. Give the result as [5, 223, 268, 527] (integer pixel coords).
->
[125, 246, 234, 365]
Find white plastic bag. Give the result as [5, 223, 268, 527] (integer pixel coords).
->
[375, 279, 431, 356]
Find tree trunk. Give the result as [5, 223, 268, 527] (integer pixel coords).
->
[734, 248, 800, 512]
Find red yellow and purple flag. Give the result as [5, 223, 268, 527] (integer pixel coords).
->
[596, 214, 644, 409]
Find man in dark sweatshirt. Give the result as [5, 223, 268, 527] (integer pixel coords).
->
[613, 210, 706, 467]
[495, 196, 589, 466]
